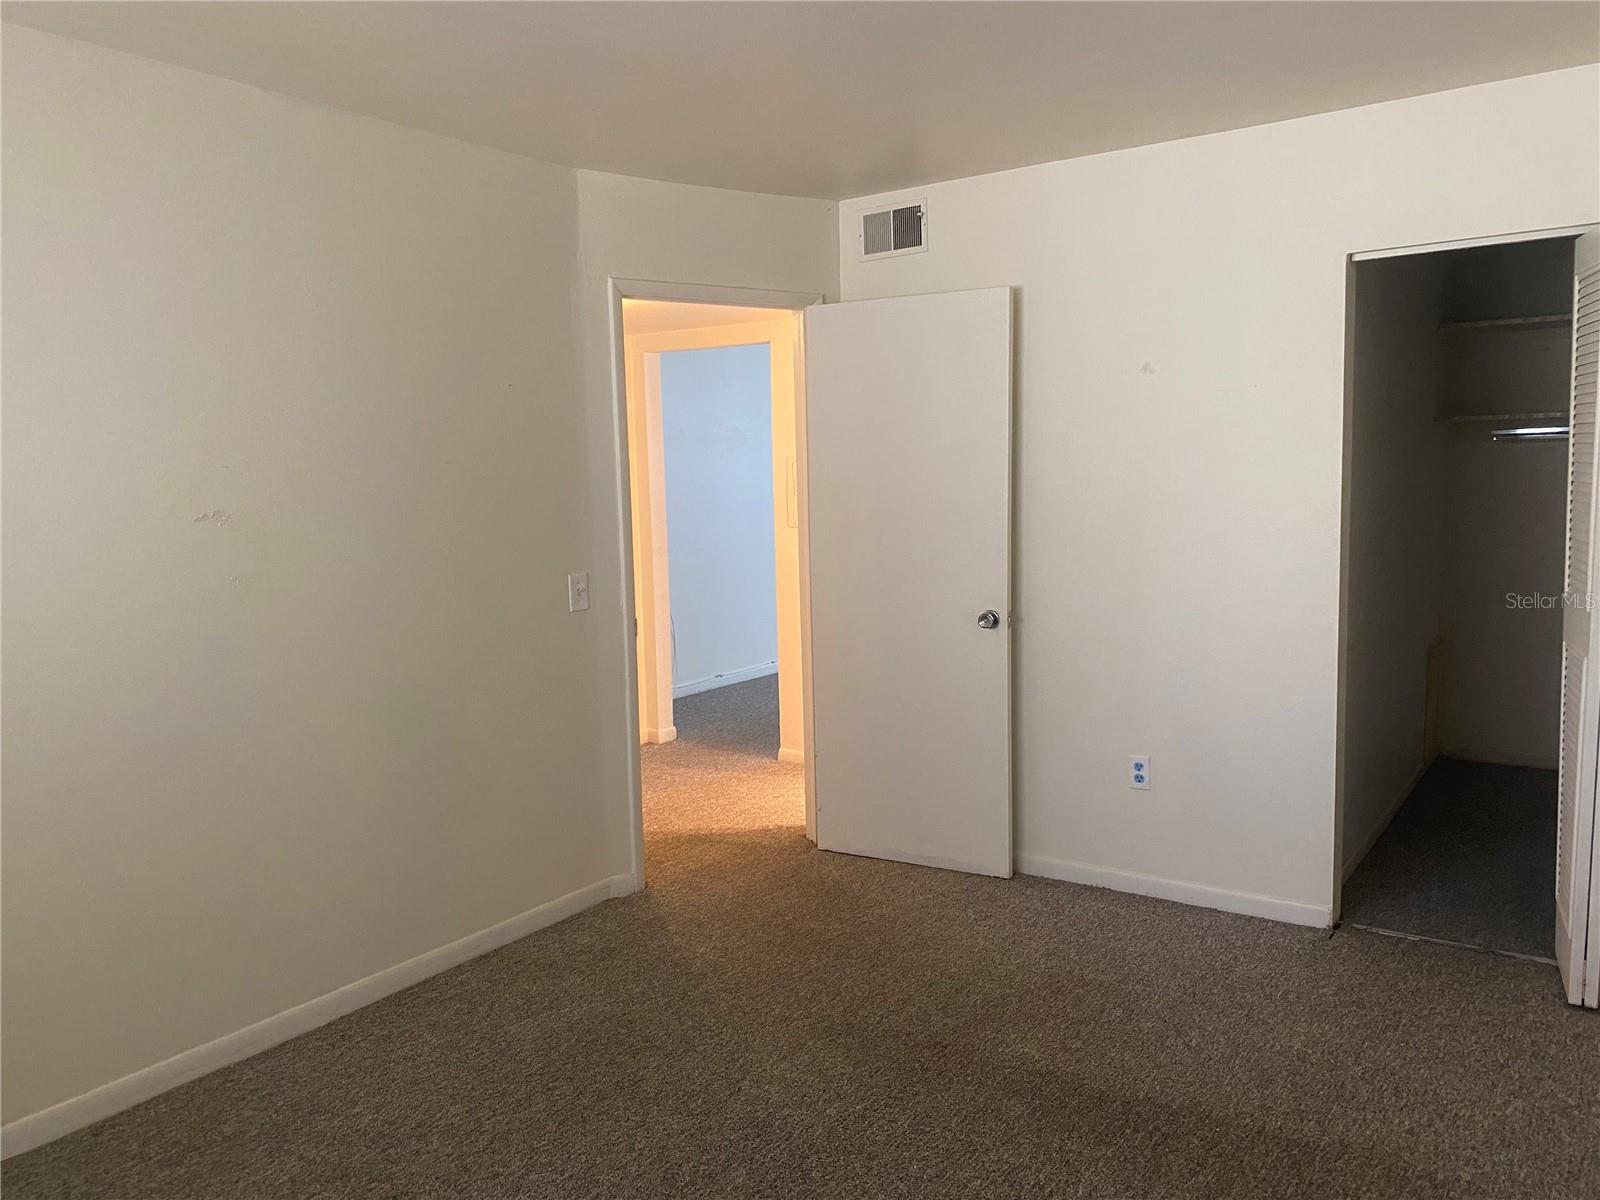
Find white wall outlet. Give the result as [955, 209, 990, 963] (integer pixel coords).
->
[1129, 755, 1152, 790]
[567, 571, 590, 613]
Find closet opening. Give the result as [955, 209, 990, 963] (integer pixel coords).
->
[1338, 233, 1583, 964]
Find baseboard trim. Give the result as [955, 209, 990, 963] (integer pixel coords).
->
[0, 872, 633, 1160]
[1018, 852, 1330, 929]
[672, 663, 776, 699]
[777, 746, 804, 765]
[642, 725, 677, 745]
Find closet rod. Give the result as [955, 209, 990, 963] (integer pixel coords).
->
[1490, 424, 1568, 442]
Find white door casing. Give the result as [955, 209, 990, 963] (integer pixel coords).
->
[624, 317, 807, 763]
[803, 287, 1013, 876]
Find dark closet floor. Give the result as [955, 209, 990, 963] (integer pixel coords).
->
[1342, 757, 1557, 960]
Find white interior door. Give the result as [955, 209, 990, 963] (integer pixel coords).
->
[803, 288, 1012, 876]
[1557, 227, 1600, 1007]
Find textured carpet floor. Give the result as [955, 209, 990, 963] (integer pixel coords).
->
[642, 676, 803, 839]
[1342, 758, 1558, 960]
[6, 688, 1598, 1199]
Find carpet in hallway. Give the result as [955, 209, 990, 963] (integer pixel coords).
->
[642, 674, 803, 839]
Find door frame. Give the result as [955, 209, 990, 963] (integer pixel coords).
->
[606, 278, 824, 891]
[627, 318, 806, 758]
[1332, 222, 1600, 935]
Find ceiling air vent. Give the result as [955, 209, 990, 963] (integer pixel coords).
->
[859, 200, 927, 260]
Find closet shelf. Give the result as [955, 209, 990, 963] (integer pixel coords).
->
[1438, 314, 1571, 331]
[1436, 411, 1565, 425]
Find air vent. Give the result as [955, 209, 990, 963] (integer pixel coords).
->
[859, 200, 927, 260]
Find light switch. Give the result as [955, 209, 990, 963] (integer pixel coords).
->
[568, 572, 590, 613]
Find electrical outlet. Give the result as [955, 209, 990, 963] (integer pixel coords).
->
[1129, 755, 1151, 790]
[567, 572, 590, 613]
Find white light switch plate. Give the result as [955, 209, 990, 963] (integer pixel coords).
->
[568, 572, 590, 613]
[1129, 755, 1151, 790]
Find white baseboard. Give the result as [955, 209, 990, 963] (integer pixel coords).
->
[777, 746, 804, 765]
[1017, 852, 1330, 929]
[0, 872, 633, 1159]
[672, 662, 776, 698]
[642, 725, 677, 745]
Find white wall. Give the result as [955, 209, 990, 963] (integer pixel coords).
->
[1341, 255, 1446, 874]
[837, 66, 1599, 924]
[0, 26, 616, 1131]
[0, 27, 840, 1145]
[1439, 430, 1567, 767]
[572, 170, 837, 877]
[658, 344, 779, 695]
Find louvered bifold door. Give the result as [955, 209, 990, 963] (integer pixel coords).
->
[1557, 227, 1600, 1008]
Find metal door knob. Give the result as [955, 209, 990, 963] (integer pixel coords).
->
[978, 610, 1001, 629]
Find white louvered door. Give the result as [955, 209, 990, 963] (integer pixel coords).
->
[1556, 227, 1600, 1008]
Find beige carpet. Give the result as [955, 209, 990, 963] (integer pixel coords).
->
[6, 676, 1599, 1198]
[642, 675, 803, 839]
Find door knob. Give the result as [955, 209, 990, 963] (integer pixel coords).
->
[978, 610, 1001, 629]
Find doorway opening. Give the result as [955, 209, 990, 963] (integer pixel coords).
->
[610, 281, 1015, 892]
[1337, 231, 1589, 968]
[619, 295, 812, 881]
